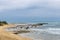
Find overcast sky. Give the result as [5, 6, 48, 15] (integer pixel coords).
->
[0, 0, 60, 23]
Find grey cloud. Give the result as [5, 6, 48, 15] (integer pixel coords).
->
[0, 0, 60, 12]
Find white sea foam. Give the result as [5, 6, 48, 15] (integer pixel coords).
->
[30, 28, 60, 35]
[46, 28, 60, 34]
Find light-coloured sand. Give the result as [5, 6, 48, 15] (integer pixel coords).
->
[0, 24, 32, 40]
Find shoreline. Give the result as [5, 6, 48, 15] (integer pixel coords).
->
[4, 24, 43, 40]
[0, 24, 32, 40]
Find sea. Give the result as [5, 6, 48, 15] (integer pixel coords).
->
[18, 22, 60, 40]
[6, 22, 60, 40]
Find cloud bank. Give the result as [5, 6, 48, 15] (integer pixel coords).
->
[0, 0, 60, 11]
[0, 0, 42, 11]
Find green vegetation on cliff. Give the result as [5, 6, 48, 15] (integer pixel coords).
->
[0, 21, 8, 26]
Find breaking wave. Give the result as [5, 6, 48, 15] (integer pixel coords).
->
[30, 28, 60, 35]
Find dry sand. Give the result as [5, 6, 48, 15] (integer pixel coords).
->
[0, 24, 32, 40]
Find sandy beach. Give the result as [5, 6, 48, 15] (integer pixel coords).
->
[0, 24, 32, 40]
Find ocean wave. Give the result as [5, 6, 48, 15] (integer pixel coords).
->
[46, 28, 60, 34]
[30, 28, 60, 35]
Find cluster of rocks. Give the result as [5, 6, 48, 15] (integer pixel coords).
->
[6, 23, 48, 33]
